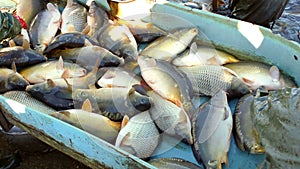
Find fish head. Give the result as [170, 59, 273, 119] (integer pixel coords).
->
[120, 44, 138, 60]
[129, 89, 151, 112]
[7, 73, 29, 91]
[228, 77, 251, 98]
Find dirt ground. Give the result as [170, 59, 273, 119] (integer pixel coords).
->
[0, 128, 90, 169]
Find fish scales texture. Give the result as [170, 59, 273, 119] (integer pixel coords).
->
[29, 3, 61, 53]
[115, 111, 160, 159]
[87, 1, 109, 37]
[192, 90, 233, 169]
[3, 91, 56, 115]
[148, 91, 193, 144]
[61, 0, 87, 34]
[179, 65, 232, 96]
[252, 88, 300, 169]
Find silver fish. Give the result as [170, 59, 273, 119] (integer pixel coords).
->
[95, 22, 138, 60]
[97, 67, 141, 88]
[29, 3, 61, 53]
[72, 87, 151, 121]
[148, 90, 193, 144]
[51, 100, 121, 144]
[87, 1, 109, 37]
[20, 57, 87, 84]
[3, 91, 56, 115]
[192, 90, 233, 169]
[140, 27, 198, 61]
[61, 0, 87, 33]
[178, 65, 250, 98]
[224, 61, 297, 91]
[138, 56, 195, 118]
[0, 67, 29, 93]
[172, 42, 239, 66]
[115, 111, 160, 159]
[234, 93, 265, 154]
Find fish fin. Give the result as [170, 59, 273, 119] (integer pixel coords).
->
[81, 24, 90, 35]
[58, 111, 71, 117]
[84, 39, 93, 46]
[61, 69, 70, 79]
[82, 99, 93, 112]
[242, 77, 255, 85]
[120, 132, 131, 146]
[63, 78, 72, 91]
[207, 56, 220, 65]
[225, 154, 229, 166]
[88, 84, 97, 89]
[189, 42, 197, 55]
[67, 24, 76, 32]
[269, 66, 280, 82]
[222, 67, 239, 77]
[47, 2, 57, 10]
[8, 40, 16, 47]
[128, 87, 136, 95]
[57, 56, 64, 71]
[22, 39, 30, 49]
[11, 62, 17, 73]
[121, 115, 130, 128]
[47, 79, 56, 88]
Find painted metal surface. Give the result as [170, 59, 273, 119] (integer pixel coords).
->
[0, 2, 299, 169]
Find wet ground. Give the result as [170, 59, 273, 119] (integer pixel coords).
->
[0, 0, 299, 168]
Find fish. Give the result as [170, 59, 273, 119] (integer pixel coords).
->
[61, 0, 88, 34]
[192, 90, 233, 169]
[50, 99, 121, 144]
[46, 46, 124, 71]
[178, 65, 250, 98]
[43, 32, 99, 55]
[138, 55, 196, 118]
[0, 42, 47, 68]
[147, 90, 193, 144]
[224, 61, 297, 91]
[148, 158, 203, 169]
[72, 87, 151, 121]
[11, 29, 31, 47]
[0, 63, 29, 93]
[29, 3, 61, 54]
[26, 79, 74, 110]
[117, 19, 166, 43]
[94, 21, 138, 60]
[140, 27, 198, 61]
[3, 91, 56, 115]
[14, 0, 47, 26]
[172, 42, 239, 66]
[115, 111, 160, 159]
[234, 93, 265, 154]
[97, 67, 142, 88]
[20, 56, 87, 84]
[87, 1, 109, 37]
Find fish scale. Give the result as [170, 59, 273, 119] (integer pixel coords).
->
[3, 91, 56, 115]
[61, 0, 87, 34]
[178, 65, 232, 96]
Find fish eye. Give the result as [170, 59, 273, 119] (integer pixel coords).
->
[33, 86, 41, 92]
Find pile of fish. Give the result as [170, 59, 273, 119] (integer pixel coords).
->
[0, 0, 298, 168]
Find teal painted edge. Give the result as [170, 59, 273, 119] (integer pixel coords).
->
[151, 2, 300, 85]
[0, 95, 157, 169]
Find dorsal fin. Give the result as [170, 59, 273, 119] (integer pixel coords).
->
[63, 78, 72, 91]
[82, 99, 93, 112]
[8, 40, 16, 47]
[11, 62, 17, 73]
[269, 66, 280, 82]
[22, 39, 30, 49]
[57, 56, 64, 71]
[121, 115, 130, 129]
[47, 79, 56, 88]
[81, 24, 90, 35]
[189, 42, 197, 55]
